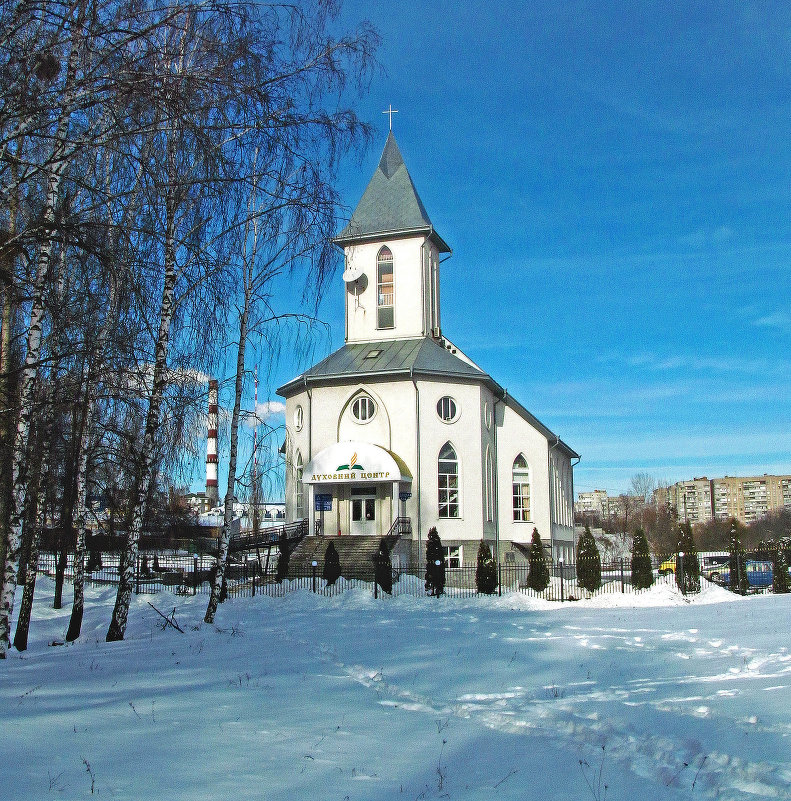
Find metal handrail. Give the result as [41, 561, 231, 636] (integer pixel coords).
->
[229, 519, 308, 554]
[386, 516, 412, 539]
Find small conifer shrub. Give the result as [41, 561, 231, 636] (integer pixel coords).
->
[425, 527, 446, 596]
[728, 520, 749, 595]
[630, 527, 654, 591]
[475, 540, 497, 594]
[771, 546, 790, 594]
[86, 538, 103, 573]
[322, 542, 341, 587]
[527, 527, 550, 592]
[374, 538, 393, 594]
[576, 525, 602, 592]
[676, 523, 700, 595]
[275, 534, 290, 583]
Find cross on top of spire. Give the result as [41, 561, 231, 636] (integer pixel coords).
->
[382, 104, 398, 130]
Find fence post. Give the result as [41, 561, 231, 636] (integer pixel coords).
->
[498, 562, 502, 597]
[311, 561, 317, 593]
[193, 556, 198, 596]
[135, 554, 140, 594]
[620, 558, 625, 593]
[559, 559, 564, 601]
[374, 574, 378, 599]
[252, 562, 256, 597]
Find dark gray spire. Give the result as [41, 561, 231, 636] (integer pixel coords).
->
[335, 133, 449, 252]
[378, 131, 405, 179]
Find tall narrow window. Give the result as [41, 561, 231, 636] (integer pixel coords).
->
[485, 447, 494, 522]
[295, 451, 304, 519]
[512, 454, 530, 522]
[377, 246, 394, 329]
[438, 442, 460, 518]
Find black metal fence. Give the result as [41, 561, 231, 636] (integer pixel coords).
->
[36, 551, 699, 601]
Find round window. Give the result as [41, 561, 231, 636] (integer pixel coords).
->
[351, 395, 376, 422]
[294, 405, 303, 431]
[436, 396, 458, 423]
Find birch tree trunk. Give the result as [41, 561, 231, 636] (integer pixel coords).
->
[204, 174, 261, 624]
[67, 272, 122, 641]
[105, 146, 179, 642]
[13, 425, 51, 651]
[204, 303, 248, 623]
[65, 400, 91, 642]
[0, 144, 20, 559]
[67, 156, 143, 642]
[13, 245, 70, 648]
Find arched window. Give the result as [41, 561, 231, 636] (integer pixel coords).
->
[377, 246, 394, 329]
[295, 451, 304, 519]
[512, 454, 530, 522]
[438, 442, 460, 518]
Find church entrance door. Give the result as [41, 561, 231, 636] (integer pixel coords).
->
[350, 487, 376, 536]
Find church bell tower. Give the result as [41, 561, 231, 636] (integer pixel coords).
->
[333, 133, 451, 344]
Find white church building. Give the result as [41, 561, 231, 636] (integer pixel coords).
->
[278, 132, 578, 566]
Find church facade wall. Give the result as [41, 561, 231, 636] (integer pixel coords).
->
[283, 374, 576, 564]
[496, 403, 553, 550]
[414, 378, 485, 548]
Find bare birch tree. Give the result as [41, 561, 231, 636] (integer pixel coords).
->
[0, 0, 88, 657]
[0, 0, 377, 651]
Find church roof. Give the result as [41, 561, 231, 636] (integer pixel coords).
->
[334, 133, 451, 253]
[276, 336, 579, 459]
[278, 337, 482, 394]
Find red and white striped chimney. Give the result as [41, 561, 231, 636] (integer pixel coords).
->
[206, 379, 219, 506]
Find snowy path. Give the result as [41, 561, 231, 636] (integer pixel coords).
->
[2, 579, 790, 800]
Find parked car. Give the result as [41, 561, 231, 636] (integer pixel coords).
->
[658, 552, 729, 578]
[658, 558, 676, 575]
[713, 560, 774, 589]
[700, 554, 729, 581]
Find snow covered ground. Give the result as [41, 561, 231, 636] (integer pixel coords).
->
[3, 578, 791, 800]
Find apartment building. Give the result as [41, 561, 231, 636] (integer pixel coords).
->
[575, 490, 609, 517]
[655, 474, 791, 525]
[711, 475, 791, 524]
[574, 491, 636, 520]
[666, 478, 714, 525]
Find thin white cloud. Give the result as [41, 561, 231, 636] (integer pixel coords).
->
[596, 350, 791, 376]
[242, 400, 286, 428]
[677, 226, 735, 250]
[753, 311, 791, 330]
[571, 428, 791, 463]
[257, 400, 286, 420]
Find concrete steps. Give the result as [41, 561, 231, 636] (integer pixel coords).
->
[288, 535, 397, 580]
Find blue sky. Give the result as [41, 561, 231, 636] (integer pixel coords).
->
[208, 0, 791, 499]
